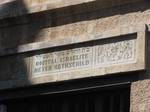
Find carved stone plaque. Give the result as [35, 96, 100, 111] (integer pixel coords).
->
[95, 39, 136, 66]
[32, 37, 136, 76]
[33, 47, 93, 75]
[0, 25, 146, 90]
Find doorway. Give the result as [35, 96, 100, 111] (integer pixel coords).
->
[2, 86, 130, 112]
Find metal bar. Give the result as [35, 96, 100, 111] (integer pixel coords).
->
[0, 81, 130, 101]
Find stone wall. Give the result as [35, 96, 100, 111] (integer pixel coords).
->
[0, 0, 148, 90]
[0, 0, 148, 49]
[0, 0, 144, 19]
[130, 80, 150, 112]
[0, 0, 150, 112]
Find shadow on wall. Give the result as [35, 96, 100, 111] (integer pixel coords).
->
[0, 0, 150, 48]
[0, 0, 149, 89]
[0, 0, 28, 19]
[0, 0, 31, 89]
[0, 0, 29, 48]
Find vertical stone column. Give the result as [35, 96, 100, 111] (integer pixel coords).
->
[130, 80, 150, 112]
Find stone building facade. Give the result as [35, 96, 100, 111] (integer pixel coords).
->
[0, 0, 149, 112]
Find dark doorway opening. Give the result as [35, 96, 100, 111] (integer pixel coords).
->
[2, 86, 130, 112]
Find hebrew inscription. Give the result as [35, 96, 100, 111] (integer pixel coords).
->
[32, 38, 136, 76]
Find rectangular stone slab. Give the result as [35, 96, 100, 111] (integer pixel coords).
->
[29, 29, 146, 84]
[32, 37, 136, 77]
[28, 25, 147, 84]
[0, 25, 146, 90]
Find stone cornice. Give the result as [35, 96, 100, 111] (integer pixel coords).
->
[0, 0, 144, 20]
[0, 24, 147, 57]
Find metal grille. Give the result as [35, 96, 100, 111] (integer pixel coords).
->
[5, 87, 130, 112]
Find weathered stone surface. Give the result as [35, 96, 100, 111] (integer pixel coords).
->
[130, 80, 150, 112]
[32, 37, 136, 76]
[0, 26, 146, 90]
[0, 54, 30, 81]
[0, 1, 149, 50]
[0, 0, 144, 19]
[0, 0, 149, 97]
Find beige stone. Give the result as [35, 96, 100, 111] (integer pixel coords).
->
[130, 80, 150, 112]
[0, 0, 144, 19]
[0, 0, 149, 94]
[0, 24, 147, 90]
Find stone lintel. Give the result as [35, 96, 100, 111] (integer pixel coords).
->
[0, 24, 147, 57]
[0, 24, 147, 90]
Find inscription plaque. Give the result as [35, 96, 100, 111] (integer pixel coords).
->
[0, 25, 146, 90]
[95, 39, 136, 66]
[33, 47, 93, 75]
[33, 38, 136, 76]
